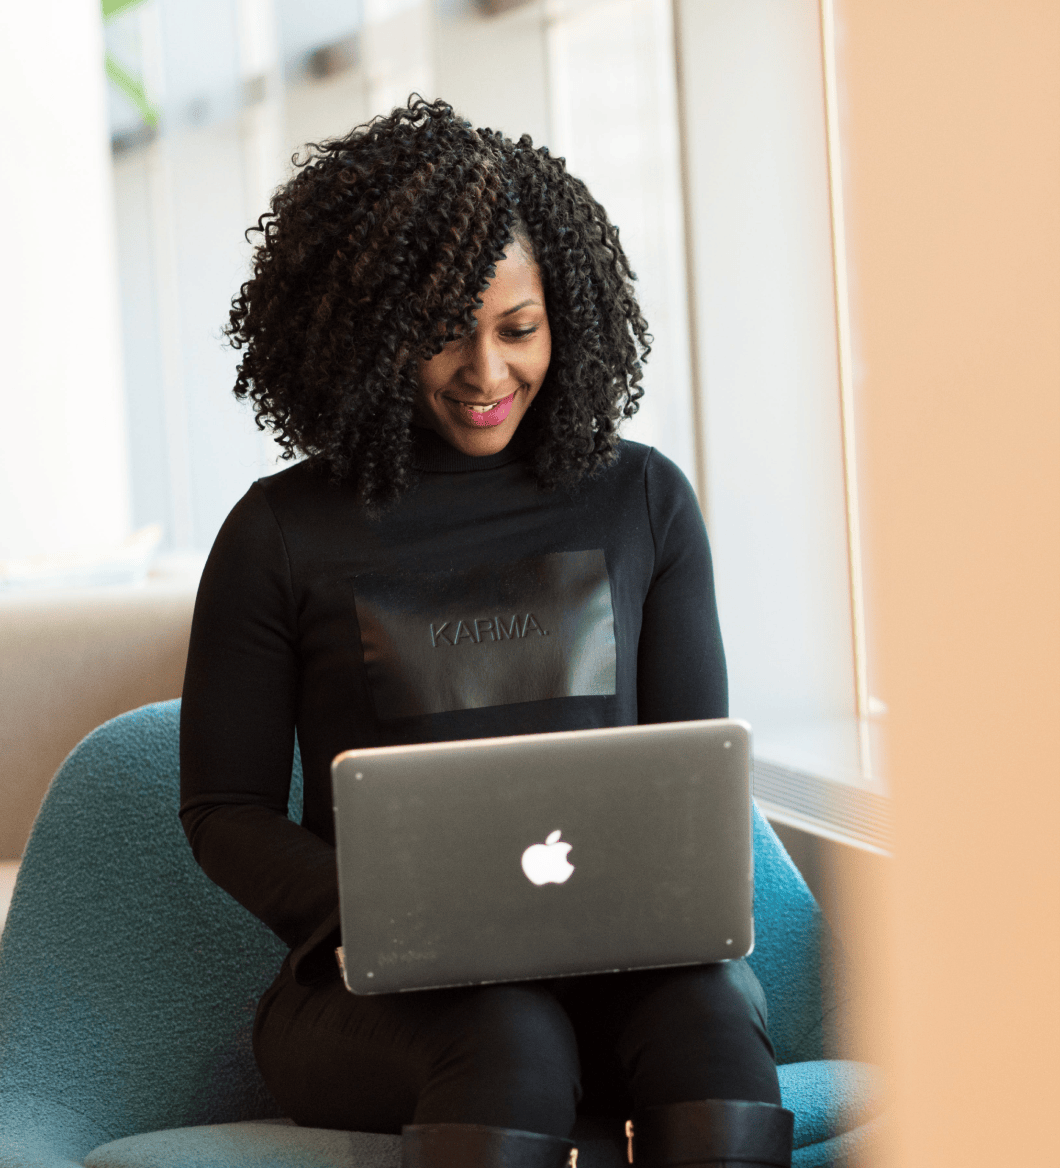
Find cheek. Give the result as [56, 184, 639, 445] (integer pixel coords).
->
[416, 358, 445, 398]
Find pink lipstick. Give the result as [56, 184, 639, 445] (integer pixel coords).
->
[457, 392, 516, 428]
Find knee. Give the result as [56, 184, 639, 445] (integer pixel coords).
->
[440, 985, 579, 1075]
[618, 963, 781, 1109]
[619, 961, 772, 1061]
[637, 962, 767, 1029]
[417, 985, 581, 1133]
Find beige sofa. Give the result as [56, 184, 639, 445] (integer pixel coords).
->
[0, 578, 197, 863]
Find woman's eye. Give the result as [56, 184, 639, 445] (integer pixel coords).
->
[505, 326, 538, 340]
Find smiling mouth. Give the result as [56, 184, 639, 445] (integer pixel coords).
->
[448, 392, 517, 428]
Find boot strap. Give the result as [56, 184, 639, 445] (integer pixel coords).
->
[630, 1100, 794, 1167]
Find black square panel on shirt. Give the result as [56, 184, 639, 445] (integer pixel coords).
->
[353, 549, 617, 720]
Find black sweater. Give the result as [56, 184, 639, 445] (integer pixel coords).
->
[179, 430, 727, 983]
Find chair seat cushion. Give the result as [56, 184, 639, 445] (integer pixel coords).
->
[779, 1059, 883, 1149]
[83, 1119, 401, 1168]
[82, 1121, 629, 1168]
[83, 1061, 882, 1168]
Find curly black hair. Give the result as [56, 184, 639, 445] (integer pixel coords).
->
[226, 97, 651, 509]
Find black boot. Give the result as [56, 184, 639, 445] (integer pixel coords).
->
[402, 1123, 577, 1168]
[629, 1100, 794, 1168]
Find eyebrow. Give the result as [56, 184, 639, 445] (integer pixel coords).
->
[498, 299, 542, 318]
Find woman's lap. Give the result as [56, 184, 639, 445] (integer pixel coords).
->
[254, 965, 581, 1133]
[253, 958, 778, 1134]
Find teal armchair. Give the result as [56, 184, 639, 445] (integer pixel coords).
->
[0, 702, 882, 1168]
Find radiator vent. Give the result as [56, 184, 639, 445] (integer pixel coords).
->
[753, 757, 892, 853]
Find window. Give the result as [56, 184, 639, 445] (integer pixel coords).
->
[106, 0, 887, 842]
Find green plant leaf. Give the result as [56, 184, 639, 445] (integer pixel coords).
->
[102, 0, 149, 19]
[105, 52, 159, 127]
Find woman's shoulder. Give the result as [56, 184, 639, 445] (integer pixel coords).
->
[612, 436, 653, 465]
[208, 459, 344, 559]
[244, 457, 354, 527]
[611, 439, 698, 505]
[254, 456, 333, 502]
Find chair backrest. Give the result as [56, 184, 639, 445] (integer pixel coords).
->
[0, 701, 833, 1155]
[747, 807, 836, 1064]
[0, 701, 295, 1151]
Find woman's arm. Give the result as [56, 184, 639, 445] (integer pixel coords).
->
[636, 449, 728, 723]
[179, 483, 339, 981]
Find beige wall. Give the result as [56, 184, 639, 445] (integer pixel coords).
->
[836, 1, 1060, 1163]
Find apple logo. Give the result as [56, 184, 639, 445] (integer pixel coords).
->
[521, 830, 575, 886]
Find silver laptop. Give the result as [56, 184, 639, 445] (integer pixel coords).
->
[331, 718, 754, 995]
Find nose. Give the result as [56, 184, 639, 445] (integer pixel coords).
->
[460, 330, 509, 397]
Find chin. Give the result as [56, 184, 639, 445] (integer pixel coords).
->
[448, 425, 516, 456]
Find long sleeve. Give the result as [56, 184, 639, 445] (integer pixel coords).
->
[179, 483, 340, 983]
[636, 449, 728, 723]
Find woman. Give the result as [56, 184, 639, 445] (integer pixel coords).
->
[179, 98, 794, 1168]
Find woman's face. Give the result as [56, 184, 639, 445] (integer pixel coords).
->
[415, 239, 551, 457]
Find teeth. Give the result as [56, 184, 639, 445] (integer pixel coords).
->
[467, 403, 496, 412]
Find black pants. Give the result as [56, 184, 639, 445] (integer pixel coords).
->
[253, 959, 781, 1138]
